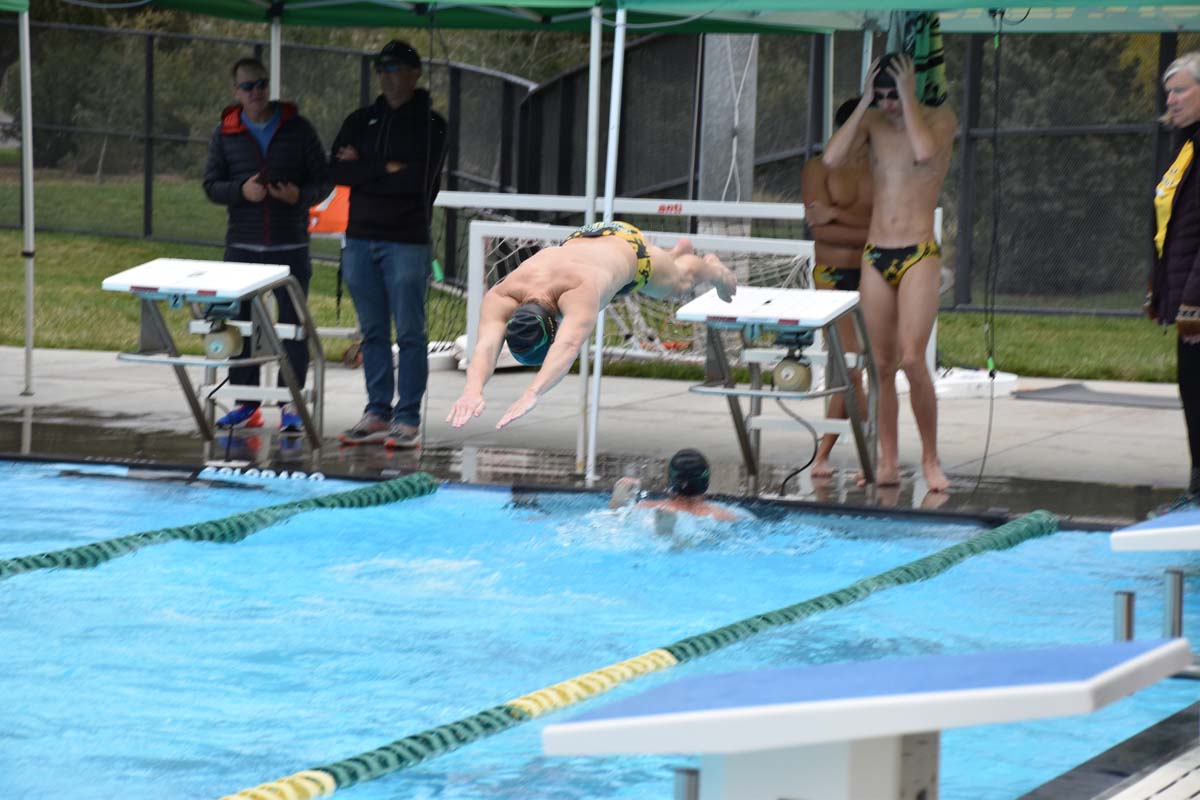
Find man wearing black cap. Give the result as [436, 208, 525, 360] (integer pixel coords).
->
[330, 40, 448, 448]
[446, 225, 737, 431]
[822, 53, 956, 492]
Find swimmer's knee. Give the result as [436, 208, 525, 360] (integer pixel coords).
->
[899, 350, 930, 376]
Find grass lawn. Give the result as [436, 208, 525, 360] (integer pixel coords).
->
[0, 229, 1179, 384]
[0, 229, 467, 363]
[936, 311, 1176, 383]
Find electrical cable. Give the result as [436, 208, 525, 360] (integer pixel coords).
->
[968, 10, 1005, 502]
[774, 397, 821, 496]
[720, 35, 757, 204]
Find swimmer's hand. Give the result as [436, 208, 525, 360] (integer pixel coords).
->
[888, 54, 917, 103]
[496, 390, 538, 429]
[862, 57, 881, 96]
[805, 201, 835, 226]
[447, 391, 486, 428]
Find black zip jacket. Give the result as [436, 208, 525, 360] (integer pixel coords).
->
[329, 90, 448, 244]
[1153, 122, 1200, 326]
[203, 102, 331, 248]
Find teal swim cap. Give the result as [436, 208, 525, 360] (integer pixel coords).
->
[505, 302, 558, 366]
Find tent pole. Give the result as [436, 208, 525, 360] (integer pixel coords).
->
[823, 33, 835, 143]
[587, 5, 626, 484]
[576, 4, 602, 475]
[269, 17, 282, 100]
[19, 9, 34, 397]
[861, 29, 874, 85]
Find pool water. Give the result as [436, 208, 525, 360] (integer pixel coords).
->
[1, 461, 1197, 799]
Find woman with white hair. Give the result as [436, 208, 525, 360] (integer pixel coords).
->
[1150, 51, 1200, 499]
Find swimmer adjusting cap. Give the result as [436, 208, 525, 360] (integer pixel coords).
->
[505, 302, 558, 366]
[668, 448, 711, 497]
[874, 52, 901, 91]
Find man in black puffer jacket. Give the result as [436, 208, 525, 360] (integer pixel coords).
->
[330, 40, 448, 449]
[203, 56, 331, 433]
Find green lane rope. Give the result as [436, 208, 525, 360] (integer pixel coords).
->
[0, 472, 438, 583]
[221, 509, 1058, 799]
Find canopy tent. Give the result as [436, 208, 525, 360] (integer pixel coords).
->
[8, 0, 31, 399]
[150, 0, 1200, 33]
[18, 0, 1200, 471]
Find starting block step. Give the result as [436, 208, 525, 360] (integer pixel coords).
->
[188, 319, 305, 342]
[199, 385, 315, 405]
[748, 417, 854, 437]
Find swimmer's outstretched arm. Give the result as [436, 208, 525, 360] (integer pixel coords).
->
[447, 292, 518, 428]
[495, 299, 596, 430]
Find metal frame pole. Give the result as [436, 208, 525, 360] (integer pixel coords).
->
[20, 10, 35, 397]
[586, 5, 627, 484]
[577, 4, 603, 474]
[269, 17, 282, 100]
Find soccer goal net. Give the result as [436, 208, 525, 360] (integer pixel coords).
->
[426, 193, 815, 370]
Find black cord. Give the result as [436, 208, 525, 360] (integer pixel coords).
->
[969, 11, 1005, 502]
[775, 398, 821, 496]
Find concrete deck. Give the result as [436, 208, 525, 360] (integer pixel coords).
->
[0, 345, 1189, 522]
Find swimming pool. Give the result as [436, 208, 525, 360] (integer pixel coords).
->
[1, 459, 1196, 799]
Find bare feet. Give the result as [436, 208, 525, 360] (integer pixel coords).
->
[920, 489, 951, 510]
[705, 253, 737, 301]
[670, 237, 695, 257]
[923, 459, 950, 492]
[811, 458, 835, 478]
[874, 484, 901, 507]
[859, 462, 900, 487]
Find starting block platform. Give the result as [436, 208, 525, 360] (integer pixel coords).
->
[102, 258, 326, 453]
[1112, 507, 1200, 552]
[676, 286, 877, 490]
[544, 639, 1191, 800]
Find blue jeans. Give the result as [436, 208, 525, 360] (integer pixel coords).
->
[342, 238, 430, 426]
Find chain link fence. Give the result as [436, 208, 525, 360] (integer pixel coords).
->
[518, 29, 1183, 316]
[0, 19, 532, 278]
[0, 21, 1188, 317]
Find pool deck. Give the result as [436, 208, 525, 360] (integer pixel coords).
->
[0, 345, 1188, 522]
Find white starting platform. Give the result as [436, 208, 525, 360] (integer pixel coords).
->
[676, 286, 877, 490]
[102, 258, 325, 453]
[544, 639, 1191, 800]
[1112, 507, 1200, 552]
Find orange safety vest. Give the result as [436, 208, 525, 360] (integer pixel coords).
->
[308, 185, 350, 235]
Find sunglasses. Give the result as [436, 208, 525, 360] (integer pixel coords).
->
[875, 89, 899, 102]
[236, 78, 269, 92]
[376, 62, 413, 74]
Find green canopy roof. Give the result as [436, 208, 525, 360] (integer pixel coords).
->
[148, 0, 825, 33]
[0, 0, 27, 11]
[150, 0, 1200, 33]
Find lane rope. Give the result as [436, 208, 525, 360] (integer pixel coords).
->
[0, 472, 439, 582]
[221, 509, 1058, 797]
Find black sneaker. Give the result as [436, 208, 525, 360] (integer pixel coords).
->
[384, 422, 420, 449]
[338, 412, 390, 445]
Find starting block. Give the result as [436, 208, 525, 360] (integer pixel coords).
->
[102, 258, 326, 452]
[544, 639, 1191, 800]
[676, 286, 877, 490]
